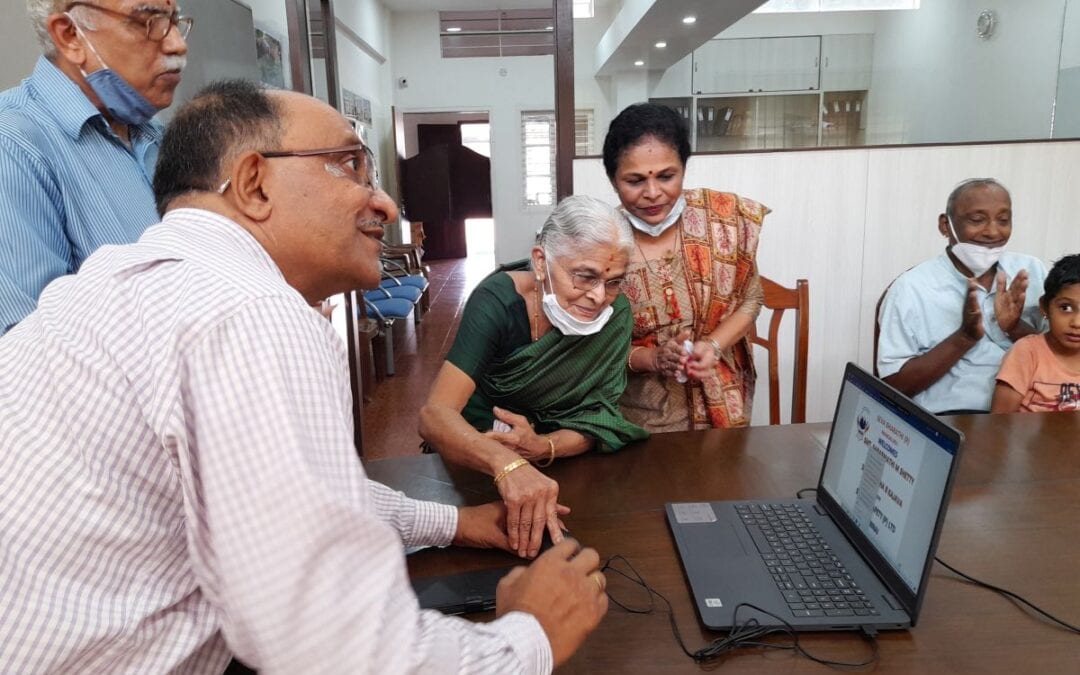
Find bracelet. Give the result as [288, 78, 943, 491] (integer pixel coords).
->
[627, 346, 645, 373]
[536, 436, 556, 468]
[493, 458, 529, 485]
[705, 337, 723, 359]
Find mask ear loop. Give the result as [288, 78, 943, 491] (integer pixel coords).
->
[540, 250, 557, 297]
[66, 12, 110, 76]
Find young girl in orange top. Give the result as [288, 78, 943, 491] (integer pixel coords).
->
[992, 254, 1080, 412]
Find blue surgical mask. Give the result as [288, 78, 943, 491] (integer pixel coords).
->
[68, 14, 160, 125]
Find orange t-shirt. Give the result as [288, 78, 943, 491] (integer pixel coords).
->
[996, 334, 1080, 412]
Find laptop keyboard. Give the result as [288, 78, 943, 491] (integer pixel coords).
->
[735, 503, 881, 619]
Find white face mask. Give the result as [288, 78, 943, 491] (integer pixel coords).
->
[540, 255, 613, 336]
[620, 195, 687, 237]
[948, 217, 1006, 277]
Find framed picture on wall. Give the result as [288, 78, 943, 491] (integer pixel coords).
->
[255, 28, 286, 89]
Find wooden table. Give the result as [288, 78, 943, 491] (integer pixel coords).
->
[365, 413, 1080, 673]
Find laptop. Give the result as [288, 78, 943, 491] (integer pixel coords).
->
[666, 362, 964, 631]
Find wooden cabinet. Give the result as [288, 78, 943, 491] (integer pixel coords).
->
[692, 36, 821, 94]
[821, 34, 873, 91]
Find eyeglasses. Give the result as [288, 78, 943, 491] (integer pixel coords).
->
[66, 2, 194, 42]
[260, 143, 380, 190]
[560, 264, 625, 295]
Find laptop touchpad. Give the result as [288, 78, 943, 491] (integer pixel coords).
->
[678, 520, 749, 559]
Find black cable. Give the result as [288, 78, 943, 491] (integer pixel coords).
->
[795, 485, 1079, 635]
[935, 557, 1080, 634]
[601, 555, 880, 669]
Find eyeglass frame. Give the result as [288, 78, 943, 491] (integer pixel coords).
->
[261, 143, 380, 190]
[216, 143, 380, 194]
[65, 2, 194, 42]
[552, 258, 626, 295]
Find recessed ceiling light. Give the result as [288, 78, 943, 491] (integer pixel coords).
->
[634, 60, 645, 66]
[446, 26, 462, 32]
[682, 16, 697, 24]
[655, 41, 667, 49]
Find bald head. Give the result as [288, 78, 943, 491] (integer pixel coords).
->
[945, 178, 1011, 223]
[153, 80, 286, 214]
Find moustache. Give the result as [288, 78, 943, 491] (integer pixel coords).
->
[359, 220, 385, 235]
[161, 55, 187, 73]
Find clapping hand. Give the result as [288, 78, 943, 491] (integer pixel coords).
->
[993, 269, 1029, 335]
[959, 278, 985, 343]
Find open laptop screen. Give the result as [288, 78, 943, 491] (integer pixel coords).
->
[819, 367, 960, 595]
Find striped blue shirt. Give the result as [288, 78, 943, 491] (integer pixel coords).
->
[0, 56, 162, 334]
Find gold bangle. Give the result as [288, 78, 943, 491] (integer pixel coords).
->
[536, 436, 556, 468]
[493, 458, 529, 485]
[706, 337, 722, 359]
[627, 345, 644, 373]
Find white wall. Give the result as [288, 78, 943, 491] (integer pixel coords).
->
[0, 9, 41, 89]
[390, 11, 555, 262]
[333, 0, 397, 235]
[868, 0, 1066, 144]
[716, 9, 877, 38]
[575, 139, 1080, 425]
[575, 6, 618, 155]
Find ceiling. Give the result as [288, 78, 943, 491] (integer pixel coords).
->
[379, 0, 555, 10]
[595, 0, 768, 75]
[370, 0, 763, 75]
[378, 0, 615, 12]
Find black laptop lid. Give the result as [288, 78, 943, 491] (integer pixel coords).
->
[815, 363, 964, 624]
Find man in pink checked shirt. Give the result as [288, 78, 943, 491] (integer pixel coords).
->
[0, 79, 606, 674]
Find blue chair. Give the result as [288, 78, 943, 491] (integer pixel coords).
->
[380, 257, 429, 315]
[362, 293, 412, 376]
[363, 284, 422, 325]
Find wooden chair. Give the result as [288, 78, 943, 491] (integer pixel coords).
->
[873, 275, 904, 378]
[748, 276, 810, 425]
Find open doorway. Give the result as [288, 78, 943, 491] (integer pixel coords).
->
[460, 121, 494, 262]
[394, 111, 494, 265]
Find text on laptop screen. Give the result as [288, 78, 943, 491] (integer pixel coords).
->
[820, 375, 957, 593]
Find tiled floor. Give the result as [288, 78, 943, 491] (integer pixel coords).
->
[360, 254, 494, 460]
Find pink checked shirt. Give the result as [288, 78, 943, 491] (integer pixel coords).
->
[0, 208, 551, 674]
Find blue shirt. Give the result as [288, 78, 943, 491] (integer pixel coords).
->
[876, 251, 1048, 413]
[0, 56, 162, 334]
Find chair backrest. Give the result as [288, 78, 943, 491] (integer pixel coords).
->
[873, 273, 905, 378]
[748, 276, 810, 425]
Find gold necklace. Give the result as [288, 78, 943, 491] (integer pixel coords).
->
[635, 226, 681, 274]
[532, 280, 541, 341]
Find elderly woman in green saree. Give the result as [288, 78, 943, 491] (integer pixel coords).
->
[419, 195, 648, 559]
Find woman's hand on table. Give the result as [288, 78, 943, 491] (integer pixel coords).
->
[484, 407, 550, 463]
[494, 463, 569, 558]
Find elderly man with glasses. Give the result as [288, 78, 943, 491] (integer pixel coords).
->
[0, 79, 608, 673]
[0, 1, 192, 334]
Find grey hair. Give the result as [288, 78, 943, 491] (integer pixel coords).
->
[536, 195, 634, 261]
[28, 0, 97, 57]
[945, 178, 1011, 221]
